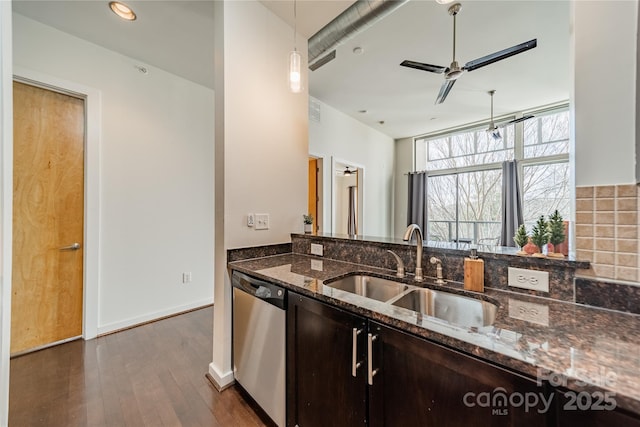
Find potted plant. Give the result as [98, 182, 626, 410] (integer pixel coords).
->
[513, 224, 529, 255]
[547, 210, 566, 258]
[530, 215, 549, 257]
[303, 214, 314, 233]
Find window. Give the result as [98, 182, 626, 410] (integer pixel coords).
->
[415, 105, 570, 243]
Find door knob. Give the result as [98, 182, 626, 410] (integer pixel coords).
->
[59, 243, 81, 251]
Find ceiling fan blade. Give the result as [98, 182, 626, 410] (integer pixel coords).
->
[400, 60, 447, 74]
[503, 114, 535, 125]
[463, 39, 537, 72]
[435, 79, 456, 104]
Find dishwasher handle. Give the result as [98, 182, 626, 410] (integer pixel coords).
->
[232, 271, 286, 310]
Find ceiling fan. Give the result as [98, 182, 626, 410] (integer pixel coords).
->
[400, 3, 537, 104]
[486, 90, 535, 140]
[343, 166, 356, 176]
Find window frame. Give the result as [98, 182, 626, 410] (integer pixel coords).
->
[413, 103, 570, 242]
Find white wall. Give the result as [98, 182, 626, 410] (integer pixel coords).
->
[0, 3, 12, 424]
[309, 98, 395, 238]
[13, 14, 214, 333]
[210, 0, 308, 389]
[573, 1, 638, 186]
[223, 3, 308, 249]
[394, 137, 413, 239]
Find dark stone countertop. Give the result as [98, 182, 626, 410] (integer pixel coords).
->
[229, 253, 640, 415]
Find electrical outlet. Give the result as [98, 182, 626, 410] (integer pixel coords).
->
[311, 259, 323, 271]
[508, 298, 549, 326]
[508, 267, 549, 292]
[310, 243, 324, 256]
[247, 213, 255, 227]
[255, 213, 269, 230]
[182, 272, 192, 283]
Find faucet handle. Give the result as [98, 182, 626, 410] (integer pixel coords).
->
[386, 250, 405, 278]
[430, 256, 442, 265]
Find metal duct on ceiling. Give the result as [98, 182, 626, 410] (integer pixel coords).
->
[308, 0, 409, 69]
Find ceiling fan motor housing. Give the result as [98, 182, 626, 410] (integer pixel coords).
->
[445, 61, 463, 80]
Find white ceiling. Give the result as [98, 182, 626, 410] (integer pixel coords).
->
[13, 0, 216, 89]
[12, 0, 570, 140]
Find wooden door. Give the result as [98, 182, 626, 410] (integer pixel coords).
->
[287, 293, 368, 427]
[308, 158, 317, 231]
[11, 81, 85, 355]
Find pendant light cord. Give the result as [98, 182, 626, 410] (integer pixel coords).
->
[452, 12, 456, 62]
[293, 0, 297, 52]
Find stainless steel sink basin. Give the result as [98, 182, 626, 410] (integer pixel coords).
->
[392, 288, 498, 328]
[324, 275, 408, 302]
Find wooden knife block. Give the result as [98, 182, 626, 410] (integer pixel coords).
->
[464, 257, 484, 292]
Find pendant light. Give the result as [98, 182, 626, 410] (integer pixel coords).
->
[288, 0, 302, 93]
[487, 90, 502, 141]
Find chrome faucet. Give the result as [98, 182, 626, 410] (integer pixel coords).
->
[403, 224, 424, 282]
[386, 250, 405, 278]
[430, 256, 446, 285]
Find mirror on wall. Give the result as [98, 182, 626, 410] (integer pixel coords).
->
[309, 0, 570, 243]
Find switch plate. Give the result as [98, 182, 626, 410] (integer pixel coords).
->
[310, 243, 323, 256]
[508, 298, 549, 326]
[182, 272, 192, 283]
[508, 267, 549, 293]
[247, 213, 255, 227]
[255, 213, 269, 230]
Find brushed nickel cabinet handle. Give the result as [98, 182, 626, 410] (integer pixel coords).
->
[59, 243, 81, 251]
[367, 333, 379, 385]
[352, 327, 363, 377]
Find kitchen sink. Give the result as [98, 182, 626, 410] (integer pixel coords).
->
[324, 274, 408, 302]
[391, 288, 498, 328]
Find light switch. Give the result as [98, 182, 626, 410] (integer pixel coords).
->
[255, 213, 269, 230]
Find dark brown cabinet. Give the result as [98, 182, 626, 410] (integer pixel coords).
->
[287, 293, 367, 427]
[368, 321, 551, 427]
[555, 388, 640, 427]
[286, 292, 639, 427]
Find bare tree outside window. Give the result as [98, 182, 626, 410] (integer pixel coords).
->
[416, 106, 570, 243]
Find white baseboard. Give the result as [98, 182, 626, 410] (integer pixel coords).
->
[97, 298, 213, 335]
[208, 362, 235, 391]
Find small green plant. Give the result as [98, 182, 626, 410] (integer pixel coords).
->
[303, 214, 314, 225]
[548, 210, 565, 246]
[530, 215, 549, 250]
[513, 224, 529, 249]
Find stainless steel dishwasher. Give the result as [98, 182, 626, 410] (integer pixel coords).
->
[232, 271, 286, 427]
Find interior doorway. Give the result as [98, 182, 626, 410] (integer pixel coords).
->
[308, 156, 323, 233]
[11, 81, 85, 355]
[332, 158, 364, 236]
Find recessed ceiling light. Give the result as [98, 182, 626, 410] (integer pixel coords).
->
[352, 47, 364, 55]
[358, 109, 367, 114]
[109, 1, 137, 21]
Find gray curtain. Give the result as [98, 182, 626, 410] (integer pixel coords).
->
[407, 172, 428, 233]
[347, 186, 357, 236]
[500, 160, 523, 246]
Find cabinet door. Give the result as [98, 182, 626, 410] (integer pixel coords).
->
[555, 388, 640, 426]
[287, 293, 367, 427]
[368, 322, 552, 427]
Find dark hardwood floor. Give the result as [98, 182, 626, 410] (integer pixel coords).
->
[9, 306, 269, 427]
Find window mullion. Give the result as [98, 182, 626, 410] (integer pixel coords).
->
[515, 121, 524, 161]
